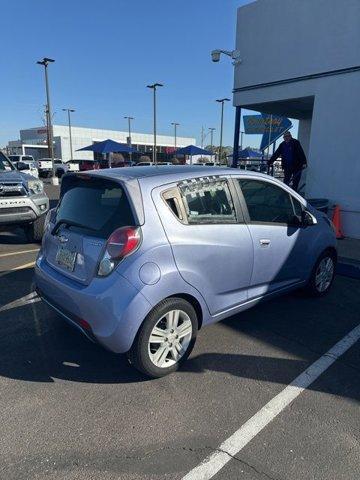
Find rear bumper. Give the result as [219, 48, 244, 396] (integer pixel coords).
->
[36, 287, 97, 343]
[35, 254, 152, 353]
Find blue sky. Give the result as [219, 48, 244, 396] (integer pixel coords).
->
[1, 0, 295, 149]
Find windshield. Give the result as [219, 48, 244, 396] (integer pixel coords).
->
[22, 156, 34, 162]
[56, 176, 135, 238]
[0, 152, 15, 171]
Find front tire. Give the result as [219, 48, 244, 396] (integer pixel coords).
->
[25, 215, 45, 243]
[127, 298, 198, 378]
[305, 250, 336, 297]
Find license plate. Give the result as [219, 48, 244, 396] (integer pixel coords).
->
[56, 247, 77, 271]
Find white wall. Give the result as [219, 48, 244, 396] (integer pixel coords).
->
[233, 0, 360, 238]
[234, 0, 360, 89]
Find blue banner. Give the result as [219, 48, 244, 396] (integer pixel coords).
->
[243, 114, 292, 150]
[243, 115, 265, 134]
[260, 115, 292, 150]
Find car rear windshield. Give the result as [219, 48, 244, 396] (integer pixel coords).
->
[56, 176, 135, 238]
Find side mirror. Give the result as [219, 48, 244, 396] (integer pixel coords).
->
[302, 210, 317, 226]
[16, 161, 28, 171]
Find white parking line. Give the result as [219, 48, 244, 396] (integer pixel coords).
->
[0, 261, 36, 278]
[182, 323, 360, 480]
[11, 261, 36, 271]
[0, 249, 39, 258]
[0, 291, 41, 312]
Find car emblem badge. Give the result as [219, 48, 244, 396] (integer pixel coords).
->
[58, 235, 69, 243]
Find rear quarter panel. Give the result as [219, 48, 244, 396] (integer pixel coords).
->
[116, 180, 211, 325]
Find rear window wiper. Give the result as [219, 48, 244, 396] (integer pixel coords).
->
[51, 218, 98, 236]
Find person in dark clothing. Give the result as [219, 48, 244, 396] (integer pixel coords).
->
[268, 131, 307, 192]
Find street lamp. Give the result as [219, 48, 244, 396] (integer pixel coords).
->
[146, 83, 163, 165]
[171, 122, 179, 161]
[124, 116, 134, 164]
[211, 49, 242, 65]
[62, 108, 75, 161]
[216, 98, 230, 164]
[212, 48, 244, 168]
[37, 57, 56, 181]
[209, 127, 216, 162]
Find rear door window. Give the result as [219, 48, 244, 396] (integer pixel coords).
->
[56, 176, 135, 238]
[179, 178, 237, 224]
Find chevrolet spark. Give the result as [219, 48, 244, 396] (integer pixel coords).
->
[35, 166, 337, 378]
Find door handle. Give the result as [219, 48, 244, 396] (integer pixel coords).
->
[260, 239, 271, 246]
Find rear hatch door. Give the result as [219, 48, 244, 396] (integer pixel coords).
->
[43, 174, 136, 285]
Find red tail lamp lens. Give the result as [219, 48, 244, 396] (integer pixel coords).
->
[106, 227, 140, 259]
[79, 319, 91, 331]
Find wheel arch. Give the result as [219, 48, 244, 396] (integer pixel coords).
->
[166, 293, 204, 330]
[322, 246, 337, 261]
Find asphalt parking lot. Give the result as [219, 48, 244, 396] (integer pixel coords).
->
[0, 185, 359, 480]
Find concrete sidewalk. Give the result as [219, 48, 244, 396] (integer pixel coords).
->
[337, 238, 360, 279]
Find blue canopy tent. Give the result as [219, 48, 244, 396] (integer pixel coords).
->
[77, 139, 139, 167]
[175, 145, 212, 165]
[238, 148, 263, 159]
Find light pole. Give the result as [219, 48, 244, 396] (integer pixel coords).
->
[171, 122, 179, 162]
[216, 98, 230, 164]
[124, 116, 134, 164]
[147, 83, 163, 165]
[62, 108, 75, 161]
[240, 130, 244, 151]
[209, 127, 216, 162]
[37, 57, 55, 181]
[211, 48, 243, 168]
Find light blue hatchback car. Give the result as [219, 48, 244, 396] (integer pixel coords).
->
[35, 166, 337, 377]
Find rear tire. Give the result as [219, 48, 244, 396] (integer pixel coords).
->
[25, 215, 45, 243]
[127, 298, 198, 378]
[305, 250, 336, 297]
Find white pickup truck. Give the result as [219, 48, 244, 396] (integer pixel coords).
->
[37, 158, 79, 178]
[37, 158, 54, 178]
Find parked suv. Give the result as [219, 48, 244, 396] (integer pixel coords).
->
[0, 152, 49, 242]
[8, 155, 39, 178]
[35, 166, 336, 377]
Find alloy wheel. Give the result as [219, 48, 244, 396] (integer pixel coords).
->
[148, 309, 193, 368]
[315, 257, 334, 293]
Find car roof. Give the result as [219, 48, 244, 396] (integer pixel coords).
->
[85, 165, 274, 186]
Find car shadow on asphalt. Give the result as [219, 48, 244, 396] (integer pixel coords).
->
[0, 269, 359, 398]
[0, 228, 30, 244]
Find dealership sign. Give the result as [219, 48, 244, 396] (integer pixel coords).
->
[243, 114, 292, 150]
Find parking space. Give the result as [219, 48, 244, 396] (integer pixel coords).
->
[0, 184, 359, 479]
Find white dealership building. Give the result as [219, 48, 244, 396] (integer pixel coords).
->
[233, 0, 360, 238]
[7, 125, 195, 163]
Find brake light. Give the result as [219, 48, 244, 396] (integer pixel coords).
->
[98, 226, 141, 277]
[79, 319, 91, 331]
[107, 227, 140, 258]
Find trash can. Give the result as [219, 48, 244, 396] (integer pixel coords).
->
[306, 198, 330, 214]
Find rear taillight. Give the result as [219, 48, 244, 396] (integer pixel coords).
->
[97, 226, 141, 277]
[44, 208, 56, 231]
